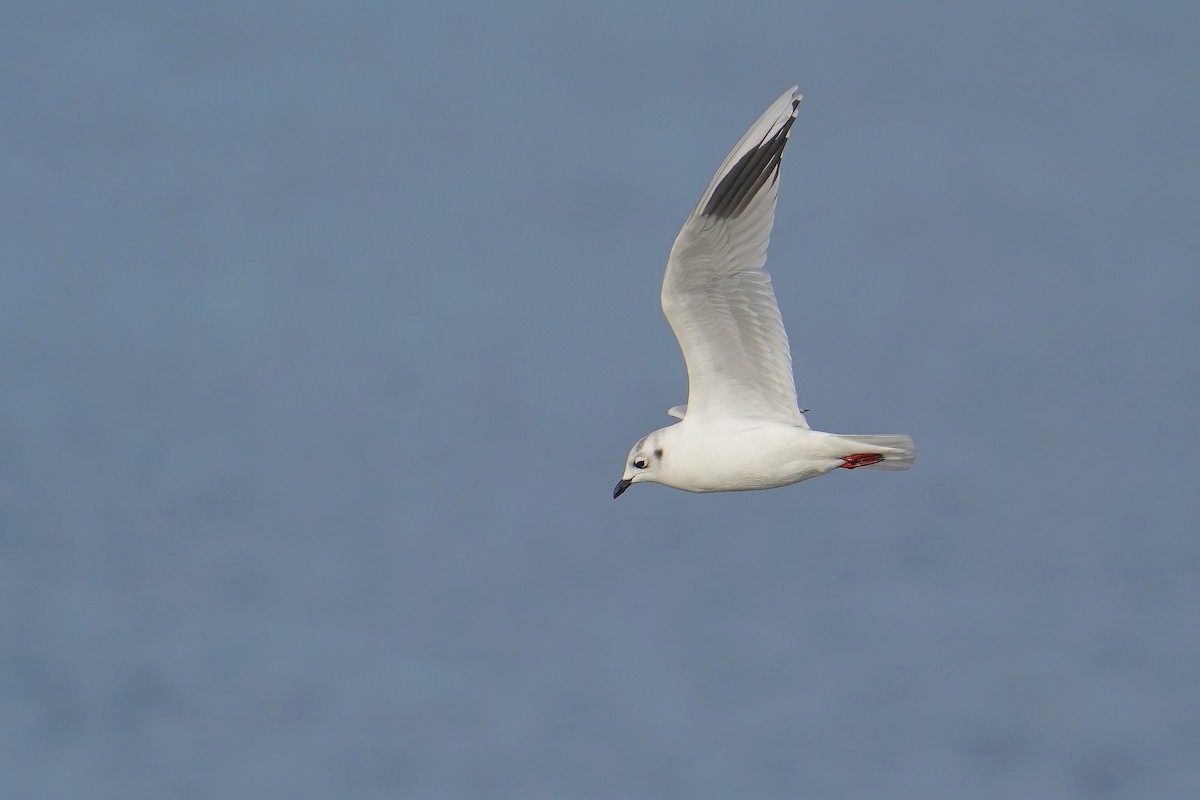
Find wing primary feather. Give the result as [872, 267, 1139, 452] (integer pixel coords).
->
[702, 99, 798, 219]
[702, 137, 773, 218]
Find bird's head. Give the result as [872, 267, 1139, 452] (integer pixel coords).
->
[613, 430, 670, 499]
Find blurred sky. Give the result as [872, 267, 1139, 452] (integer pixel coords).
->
[2, 2, 1198, 798]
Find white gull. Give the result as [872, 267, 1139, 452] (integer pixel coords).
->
[614, 87, 916, 499]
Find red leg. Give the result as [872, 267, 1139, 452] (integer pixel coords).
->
[840, 453, 884, 469]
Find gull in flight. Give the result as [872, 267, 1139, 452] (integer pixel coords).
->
[614, 87, 916, 499]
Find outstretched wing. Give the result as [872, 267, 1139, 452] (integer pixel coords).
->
[661, 87, 808, 426]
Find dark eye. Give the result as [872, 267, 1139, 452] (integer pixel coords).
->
[633, 458, 647, 469]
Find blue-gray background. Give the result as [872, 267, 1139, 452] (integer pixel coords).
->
[2, 2, 1197, 798]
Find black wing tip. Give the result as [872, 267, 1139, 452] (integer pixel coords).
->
[788, 87, 803, 113]
[702, 112, 797, 220]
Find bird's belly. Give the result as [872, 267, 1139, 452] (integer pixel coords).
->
[680, 427, 836, 492]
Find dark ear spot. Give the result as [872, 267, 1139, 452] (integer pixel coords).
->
[654, 447, 663, 459]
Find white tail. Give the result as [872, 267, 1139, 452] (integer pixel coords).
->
[832, 434, 917, 471]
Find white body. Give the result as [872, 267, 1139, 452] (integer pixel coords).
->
[615, 87, 916, 498]
[644, 421, 914, 494]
